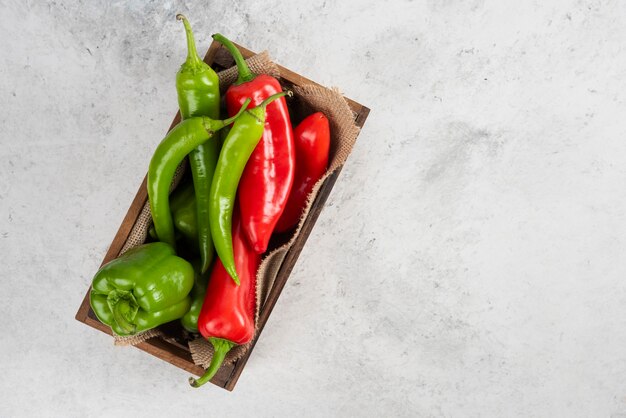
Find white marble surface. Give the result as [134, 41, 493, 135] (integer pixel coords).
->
[2, 0, 626, 416]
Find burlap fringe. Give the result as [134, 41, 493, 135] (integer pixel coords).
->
[112, 52, 360, 369]
[114, 328, 164, 346]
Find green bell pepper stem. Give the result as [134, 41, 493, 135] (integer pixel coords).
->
[209, 92, 289, 285]
[107, 290, 138, 334]
[176, 14, 221, 273]
[189, 337, 236, 388]
[148, 100, 250, 249]
[211, 33, 255, 85]
[111, 301, 135, 334]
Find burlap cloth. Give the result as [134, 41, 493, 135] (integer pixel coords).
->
[113, 52, 361, 368]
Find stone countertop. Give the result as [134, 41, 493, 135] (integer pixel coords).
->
[1, 1, 626, 416]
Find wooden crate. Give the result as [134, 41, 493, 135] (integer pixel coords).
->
[75, 40, 370, 391]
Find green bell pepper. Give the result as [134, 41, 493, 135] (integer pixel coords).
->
[89, 242, 195, 336]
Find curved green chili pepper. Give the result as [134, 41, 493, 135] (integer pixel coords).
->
[148, 180, 196, 246]
[210, 92, 290, 285]
[176, 14, 220, 273]
[148, 100, 251, 249]
[168, 180, 197, 244]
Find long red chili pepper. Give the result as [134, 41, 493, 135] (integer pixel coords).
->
[189, 209, 260, 388]
[275, 112, 330, 232]
[212, 33, 295, 254]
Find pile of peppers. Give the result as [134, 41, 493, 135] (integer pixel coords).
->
[89, 15, 331, 388]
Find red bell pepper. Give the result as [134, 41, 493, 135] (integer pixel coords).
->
[275, 112, 330, 232]
[212, 33, 295, 253]
[189, 209, 260, 388]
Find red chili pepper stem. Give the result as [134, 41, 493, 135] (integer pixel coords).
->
[188, 337, 236, 388]
[176, 14, 202, 69]
[212, 33, 255, 84]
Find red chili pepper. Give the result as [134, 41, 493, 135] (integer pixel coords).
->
[213, 34, 295, 253]
[275, 112, 330, 233]
[189, 209, 260, 388]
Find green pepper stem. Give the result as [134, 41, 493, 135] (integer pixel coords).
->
[109, 296, 137, 335]
[247, 92, 291, 122]
[224, 98, 251, 124]
[259, 91, 291, 108]
[202, 98, 251, 134]
[106, 290, 138, 335]
[189, 337, 236, 388]
[212, 33, 255, 84]
[176, 14, 202, 68]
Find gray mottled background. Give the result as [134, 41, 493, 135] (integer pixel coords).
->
[2, 0, 626, 416]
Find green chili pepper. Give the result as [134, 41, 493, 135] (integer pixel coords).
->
[148, 180, 196, 247]
[168, 180, 197, 245]
[176, 14, 220, 273]
[210, 92, 290, 285]
[148, 101, 251, 249]
[180, 259, 210, 333]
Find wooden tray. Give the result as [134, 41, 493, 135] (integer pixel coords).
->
[75, 40, 370, 391]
